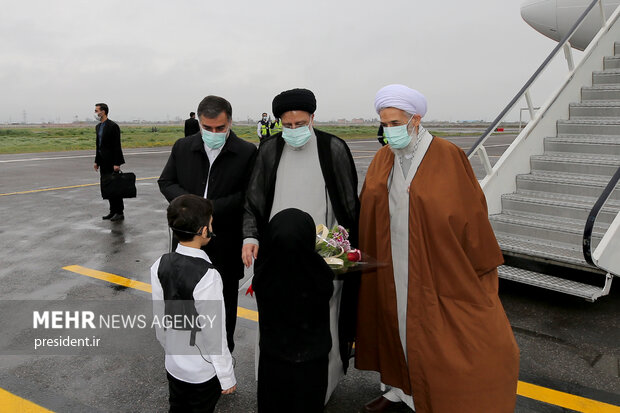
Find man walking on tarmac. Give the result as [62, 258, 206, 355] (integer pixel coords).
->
[158, 95, 258, 353]
[243, 88, 360, 405]
[257, 112, 271, 141]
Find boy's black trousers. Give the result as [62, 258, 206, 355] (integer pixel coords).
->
[167, 372, 221, 413]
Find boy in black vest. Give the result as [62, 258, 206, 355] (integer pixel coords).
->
[151, 194, 236, 413]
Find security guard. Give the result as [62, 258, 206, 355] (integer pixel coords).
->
[257, 112, 271, 140]
[270, 117, 282, 135]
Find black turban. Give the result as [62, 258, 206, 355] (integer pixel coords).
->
[272, 88, 316, 119]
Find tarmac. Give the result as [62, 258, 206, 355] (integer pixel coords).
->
[0, 133, 618, 413]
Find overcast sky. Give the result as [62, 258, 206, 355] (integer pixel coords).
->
[1, 0, 577, 123]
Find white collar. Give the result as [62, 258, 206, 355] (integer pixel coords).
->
[175, 244, 211, 263]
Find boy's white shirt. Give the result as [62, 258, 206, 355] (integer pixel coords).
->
[151, 244, 236, 389]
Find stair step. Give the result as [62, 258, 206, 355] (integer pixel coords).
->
[604, 56, 620, 70]
[501, 191, 620, 225]
[497, 265, 607, 301]
[494, 234, 600, 271]
[582, 85, 620, 101]
[490, 212, 606, 246]
[571, 100, 620, 106]
[530, 152, 620, 175]
[545, 135, 620, 155]
[516, 171, 620, 200]
[593, 69, 620, 85]
[570, 100, 620, 119]
[557, 119, 620, 135]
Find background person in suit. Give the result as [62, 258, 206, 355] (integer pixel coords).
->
[184, 111, 200, 137]
[158, 95, 258, 352]
[93, 103, 125, 221]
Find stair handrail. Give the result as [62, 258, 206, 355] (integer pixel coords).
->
[583, 166, 620, 265]
[466, 0, 606, 160]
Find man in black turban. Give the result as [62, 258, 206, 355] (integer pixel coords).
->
[241, 88, 360, 404]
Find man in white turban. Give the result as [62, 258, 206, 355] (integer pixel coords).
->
[355, 85, 519, 413]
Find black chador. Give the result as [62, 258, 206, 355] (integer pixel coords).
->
[253, 208, 334, 413]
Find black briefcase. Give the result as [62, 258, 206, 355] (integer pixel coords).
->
[100, 171, 137, 199]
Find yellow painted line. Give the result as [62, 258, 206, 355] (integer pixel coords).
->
[237, 306, 259, 322]
[62, 265, 259, 322]
[517, 381, 620, 412]
[1, 182, 100, 196]
[61, 265, 620, 412]
[63, 265, 152, 293]
[0, 177, 159, 197]
[0, 387, 53, 413]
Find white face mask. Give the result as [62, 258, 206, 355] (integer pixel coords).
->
[94, 112, 102, 121]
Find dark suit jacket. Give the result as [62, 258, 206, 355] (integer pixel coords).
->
[184, 118, 200, 137]
[158, 131, 258, 280]
[95, 119, 125, 167]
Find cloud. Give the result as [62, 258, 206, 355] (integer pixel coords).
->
[0, 0, 569, 123]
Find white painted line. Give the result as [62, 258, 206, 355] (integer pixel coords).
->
[345, 140, 379, 144]
[0, 150, 171, 163]
[1, 142, 376, 163]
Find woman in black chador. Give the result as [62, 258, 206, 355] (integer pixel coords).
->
[253, 208, 334, 413]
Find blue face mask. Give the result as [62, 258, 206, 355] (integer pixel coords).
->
[282, 125, 311, 148]
[384, 116, 414, 149]
[201, 129, 228, 149]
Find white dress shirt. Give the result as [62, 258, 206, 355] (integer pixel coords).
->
[203, 142, 222, 198]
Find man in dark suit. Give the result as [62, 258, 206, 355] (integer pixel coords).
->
[184, 111, 200, 137]
[94, 103, 125, 222]
[158, 95, 257, 352]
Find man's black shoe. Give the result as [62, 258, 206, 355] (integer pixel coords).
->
[102, 212, 114, 220]
[110, 213, 124, 222]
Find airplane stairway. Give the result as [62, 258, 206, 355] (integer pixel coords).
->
[490, 42, 620, 301]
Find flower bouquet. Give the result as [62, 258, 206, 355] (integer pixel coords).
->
[315, 224, 362, 271]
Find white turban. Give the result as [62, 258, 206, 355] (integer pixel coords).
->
[374, 84, 427, 117]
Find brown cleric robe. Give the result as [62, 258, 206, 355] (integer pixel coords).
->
[355, 137, 519, 413]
